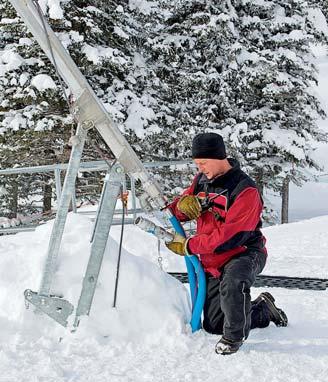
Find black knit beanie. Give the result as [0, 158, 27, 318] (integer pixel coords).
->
[192, 132, 226, 160]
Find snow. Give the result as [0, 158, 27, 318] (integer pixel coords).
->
[307, 8, 328, 37]
[18, 38, 33, 46]
[57, 31, 84, 49]
[128, 0, 159, 15]
[0, 17, 20, 24]
[125, 98, 159, 138]
[48, 0, 64, 20]
[0, 216, 21, 228]
[0, 213, 190, 337]
[38, 0, 64, 20]
[31, 74, 57, 92]
[0, 50, 24, 75]
[0, 209, 328, 381]
[116, 5, 124, 13]
[262, 129, 306, 161]
[1, 113, 27, 132]
[82, 44, 127, 66]
[114, 26, 129, 40]
[19, 72, 29, 86]
[264, 216, 328, 278]
[236, 50, 260, 64]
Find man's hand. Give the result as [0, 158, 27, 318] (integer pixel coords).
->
[177, 195, 202, 220]
[166, 233, 188, 256]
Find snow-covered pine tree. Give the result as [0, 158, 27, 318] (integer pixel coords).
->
[93, 0, 186, 197]
[0, 0, 137, 215]
[142, 0, 328, 217]
[129, 0, 239, 195]
[222, 0, 327, 197]
[0, 1, 73, 217]
[97, 0, 162, 159]
[143, 0, 237, 159]
[55, 0, 136, 202]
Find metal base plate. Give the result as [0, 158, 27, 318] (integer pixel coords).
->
[24, 289, 74, 327]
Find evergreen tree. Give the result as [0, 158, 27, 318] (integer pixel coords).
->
[1, 0, 327, 222]
[141, 0, 236, 159]
[125, 0, 240, 195]
[0, 1, 73, 217]
[0, 0, 137, 215]
[221, 0, 328, 195]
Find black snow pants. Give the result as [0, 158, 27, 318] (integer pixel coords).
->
[202, 249, 270, 341]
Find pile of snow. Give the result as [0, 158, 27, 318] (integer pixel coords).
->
[0, 213, 190, 342]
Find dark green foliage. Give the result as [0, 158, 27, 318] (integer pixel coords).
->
[223, 0, 328, 193]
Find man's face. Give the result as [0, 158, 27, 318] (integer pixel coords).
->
[193, 158, 226, 180]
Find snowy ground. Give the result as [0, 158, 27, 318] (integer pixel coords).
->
[0, 211, 327, 382]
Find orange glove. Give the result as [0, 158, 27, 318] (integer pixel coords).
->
[177, 195, 202, 220]
[166, 233, 189, 256]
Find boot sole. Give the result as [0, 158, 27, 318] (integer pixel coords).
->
[215, 343, 242, 355]
[260, 292, 288, 327]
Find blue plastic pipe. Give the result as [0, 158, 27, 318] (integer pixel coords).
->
[188, 255, 206, 331]
[169, 216, 206, 332]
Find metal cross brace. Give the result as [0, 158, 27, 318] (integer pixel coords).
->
[73, 164, 125, 328]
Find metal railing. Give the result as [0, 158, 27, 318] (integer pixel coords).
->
[0, 159, 195, 234]
[1, 161, 327, 234]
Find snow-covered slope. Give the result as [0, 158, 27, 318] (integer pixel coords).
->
[0, 213, 327, 381]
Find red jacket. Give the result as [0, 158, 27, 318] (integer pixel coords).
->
[169, 159, 266, 277]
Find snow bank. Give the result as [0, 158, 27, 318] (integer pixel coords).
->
[0, 213, 190, 343]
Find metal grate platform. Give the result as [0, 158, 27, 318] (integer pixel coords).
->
[168, 273, 328, 291]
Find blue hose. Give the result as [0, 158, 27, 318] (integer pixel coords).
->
[188, 255, 206, 331]
[169, 216, 206, 332]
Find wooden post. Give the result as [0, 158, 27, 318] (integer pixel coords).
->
[8, 177, 18, 219]
[281, 176, 290, 224]
[43, 181, 52, 213]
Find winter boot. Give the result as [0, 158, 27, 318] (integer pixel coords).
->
[215, 336, 243, 355]
[254, 292, 288, 327]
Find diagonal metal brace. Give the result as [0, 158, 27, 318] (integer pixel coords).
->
[24, 289, 74, 327]
[39, 122, 90, 297]
[73, 164, 125, 328]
